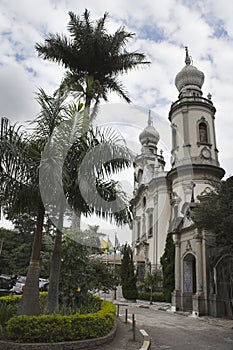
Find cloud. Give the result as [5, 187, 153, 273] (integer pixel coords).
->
[0, 0, 233, 236]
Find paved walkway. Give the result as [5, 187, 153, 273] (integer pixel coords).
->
[95, 318, 144, 350]
[97, 291, 233, 349]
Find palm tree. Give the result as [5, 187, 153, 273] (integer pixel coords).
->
[0, 117, 46, 315]
[41, 107, 133, 313]
[35, 9, 150, 120]
[0, 90, 69, 315]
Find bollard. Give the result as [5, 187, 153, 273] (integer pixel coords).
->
[125, 308, 128, 323]
[132, 313, 136, 341]
[117, 304, 120, 317]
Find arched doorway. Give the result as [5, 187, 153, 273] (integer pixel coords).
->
[183, 253, 196, 311]
[214, 254, 233, 318]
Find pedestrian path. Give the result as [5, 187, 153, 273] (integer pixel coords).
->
[100, 291, 233, 330]
[94, 318, 144, 350]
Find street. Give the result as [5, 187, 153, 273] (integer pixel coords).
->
[121, 303, 233, 350]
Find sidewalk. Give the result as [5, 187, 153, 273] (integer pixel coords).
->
[95, 318, 144, 350]
[96, 291, 232, 350]
[100, 289, 233, 330]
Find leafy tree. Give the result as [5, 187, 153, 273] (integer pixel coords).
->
[120, 244, 138, 300]
[59, 236, 116, 309]
[144, 270, 161, 304]
[0, 227, 31, 276]
[66, 224, 106, 254]
[160, 232, 175, 302]
[35, 9, 150, 120]
[192, 176, 233, 249]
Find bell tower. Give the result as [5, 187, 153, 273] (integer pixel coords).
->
[168, 47, 225, 213]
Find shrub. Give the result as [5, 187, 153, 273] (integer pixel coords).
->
[0, 292, 48, 314]
[0, 295, 22, 307]
[58, 294, 102, 315]
[138, 291, 166, 302]
[6, 300, 116, 343]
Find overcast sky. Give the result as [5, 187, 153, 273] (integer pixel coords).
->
[1, 0, 233, 244]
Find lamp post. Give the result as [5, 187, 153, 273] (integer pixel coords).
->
[113, 247, 117, 300]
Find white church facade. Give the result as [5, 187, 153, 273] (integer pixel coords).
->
[131, 48, 226, 316]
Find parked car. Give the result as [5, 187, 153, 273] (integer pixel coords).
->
[0, 275, 13, 296]
[39, 278, 49, 291]
[10, 275, 26, 294]
[10, 276, 49, 294]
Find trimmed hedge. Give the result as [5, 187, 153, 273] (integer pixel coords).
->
[0, 292, 48, 316]
[6, 300, 116, 343]
[0, 295, 22, 306]
[138, 291, 166, 302]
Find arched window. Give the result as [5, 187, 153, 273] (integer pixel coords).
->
[137, 221, 141, 240]
[172, 124, 177, 150]
[148, 213, 153, 237]
[199, 122, 208, 143]
[137, 169, 143, 183]
[183, 254, 196, 293]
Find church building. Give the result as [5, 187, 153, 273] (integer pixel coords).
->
[131, 47, 226, 317]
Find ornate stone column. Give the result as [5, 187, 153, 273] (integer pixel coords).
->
[195, 230, 203, 294]
[174, 234, 181, 291]
[171, 232, 181, 311]
[192, 229, 205, 316]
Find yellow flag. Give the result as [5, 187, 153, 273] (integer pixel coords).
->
[101, 239, 108, 253]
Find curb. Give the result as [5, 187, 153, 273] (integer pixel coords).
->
[0, 323, 117, 350]
[139, 339, 151, 350]
[139, 329, 151, 350]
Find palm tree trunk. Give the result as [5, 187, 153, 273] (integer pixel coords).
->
[46, 202, 65, 313]
[84, 93, 91, 121]
[45, 227, 62, 313]
[18, 203, 45, 315]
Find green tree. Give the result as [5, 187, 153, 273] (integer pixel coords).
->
[0, 89, 69, 315]
[121, 244, 138, 300]
[0, 117, 47, 315]
[192, 176, 233, 249]
[144, 270, 160, 304]
[41, 106, 132, 313]
[59, 236, 116, 309]
[35, 9, 150, 119]
[160, 232, 175, 302]
[35, 9, 149, 313]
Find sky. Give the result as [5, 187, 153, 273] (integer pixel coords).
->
[0, 0, 233, 244]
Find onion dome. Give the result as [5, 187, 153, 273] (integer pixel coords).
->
[175, 47, 205, 93]
[139, 111, 160, 147]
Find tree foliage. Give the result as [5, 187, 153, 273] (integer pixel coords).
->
[144, 270, 161, 304]
[0, 218, 54, 278]
[192, 176, 233, 249]
[59, 236, 116, 309]
[120, 244, 138, 300]
[36, 9, 150, 118]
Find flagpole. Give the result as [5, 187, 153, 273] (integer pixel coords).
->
[0, 239, 3, 255]
[113, 233, 117, 300]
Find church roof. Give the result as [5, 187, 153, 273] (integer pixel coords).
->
[175, 47, 205, 92]
[139, 110, 160, 146]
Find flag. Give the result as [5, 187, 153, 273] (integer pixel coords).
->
[115, 234, 120, 251]
[107, 238, 114, 254]
[101, 239, 108, 253]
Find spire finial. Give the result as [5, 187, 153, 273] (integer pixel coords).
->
[185, 46, 191, 65]
[148, 110, 153, 126]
